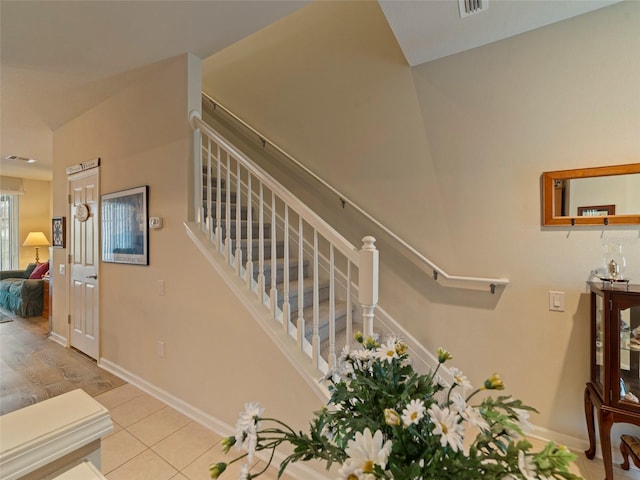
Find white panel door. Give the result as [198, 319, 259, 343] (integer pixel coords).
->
[69, 169, 100, 359]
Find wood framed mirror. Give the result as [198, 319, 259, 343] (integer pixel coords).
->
[542, 163, 640, 226]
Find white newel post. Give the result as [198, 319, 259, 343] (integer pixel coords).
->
[189, 112, 202, 225]
[358, 236, 378, 336]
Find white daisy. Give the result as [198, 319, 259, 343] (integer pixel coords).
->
[462, 405, 489, 432]
[450, 393, 489, 432]
[336, 460, 360, 480]
[428, 404, 464, 452]
[518, 450, 537, 480]
[234, 402, 263, 456]
[449, 367, 473, 391]
[450, 392, 467, 414]
[513, 408, 534, 434]
[244, 431, 258, 463]
[340, 428, 392, 477]
[402, 398, 426, 426]
[238, 462, 250, 480]
[375, 342, 398, 363]
[236, 401, 263, 433]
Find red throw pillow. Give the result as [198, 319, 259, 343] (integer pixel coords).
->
[29, 262, 49, 279]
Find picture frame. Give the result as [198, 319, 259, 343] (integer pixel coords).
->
[577, 204, 616, 217]
[101, 185, 149, 265]
[52, 217, 66, 248]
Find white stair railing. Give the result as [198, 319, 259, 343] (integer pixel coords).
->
[190, 111, 377, 373]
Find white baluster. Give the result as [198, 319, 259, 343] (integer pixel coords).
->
[257, 183, 265, 302]
[235, 160, 242, 275]
[297, 217, 305, 351]
[282, 206, 290, 333]
[194, 125, 202, 226]
[358, 236, 378, 336]
[224, 153, 231, 262]
[312, 230, 320, 368]
[270, 191, 277, 317]
[206, 139, 212, 241]
[245, 173, 253, 288]
[346, 262, 352, 348]
[328, 244, 336, 369]
[215, 146, 222, 251]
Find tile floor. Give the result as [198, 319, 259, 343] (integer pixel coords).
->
[94, 383, 295, 480]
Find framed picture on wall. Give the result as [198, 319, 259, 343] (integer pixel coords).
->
[101, 185, 149, 265]
[52, 217, 66, 248]
[577, 204, 616, 217]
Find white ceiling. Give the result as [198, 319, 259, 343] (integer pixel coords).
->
[379, 0, 621, 67]
[0, 0, 621, 181]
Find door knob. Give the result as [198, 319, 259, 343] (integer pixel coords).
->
[86, 274, 98, 279]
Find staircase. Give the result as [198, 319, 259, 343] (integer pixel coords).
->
[188, 111, 380, 376]
[187, 105, 461, 390]
[208, 178, 355, 361]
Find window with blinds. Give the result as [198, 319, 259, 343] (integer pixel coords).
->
[0, 194, 19, 270]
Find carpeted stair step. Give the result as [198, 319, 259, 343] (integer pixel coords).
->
[203, 202, 249, 220]
[202, 187, 239, 204]
[253, 258, 308, 287]
[238, 239, 286, 261]
[277, 278, 330, 311]
[218, 221, 272, 240]
[294, 300, 352, 344]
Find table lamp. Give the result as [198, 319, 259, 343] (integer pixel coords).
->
[23, 231, 50, 262]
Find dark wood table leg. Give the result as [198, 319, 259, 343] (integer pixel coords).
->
[585, 385, 597, 459]
[598, 409, 615, 480]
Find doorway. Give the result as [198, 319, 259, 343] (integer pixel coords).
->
[68, 169, 100, 359]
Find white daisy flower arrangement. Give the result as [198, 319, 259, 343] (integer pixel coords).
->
[210, 333, 580, 480]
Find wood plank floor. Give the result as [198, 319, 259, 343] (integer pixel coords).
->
[0, 309, 125, 415]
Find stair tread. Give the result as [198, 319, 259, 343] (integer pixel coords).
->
[255, 257, 307, 269]
[293, 299, 351, 321]
[276, 277, 329, 297]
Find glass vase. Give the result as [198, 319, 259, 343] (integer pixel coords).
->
[603, 241, 627, 280]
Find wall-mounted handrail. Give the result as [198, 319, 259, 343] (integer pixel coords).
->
[201, 93, 509, 293]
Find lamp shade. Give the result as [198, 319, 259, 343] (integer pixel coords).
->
[23, 231, 50, 247]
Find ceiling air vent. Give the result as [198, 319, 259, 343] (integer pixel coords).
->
[4, 154, 36, 163]
[459, 0, 488, 18]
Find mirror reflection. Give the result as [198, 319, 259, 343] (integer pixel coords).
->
[556, 174, 640, 217]
[542, 163, 640, 226]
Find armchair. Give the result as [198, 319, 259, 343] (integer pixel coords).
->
[0, 263, 46, 317]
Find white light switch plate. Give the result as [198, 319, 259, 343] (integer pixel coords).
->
[549, 291, 565, 312]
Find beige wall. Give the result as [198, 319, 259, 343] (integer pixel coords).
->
[202, 0, 640, 444]
[51, 54, 324, 442]
[19, 178, 52, 268]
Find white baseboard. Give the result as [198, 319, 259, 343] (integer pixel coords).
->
[530, 425, 588, 453]
[48, 331, 67, 347]
[98, 358, 330, 480]
[531, 425, 640, 477]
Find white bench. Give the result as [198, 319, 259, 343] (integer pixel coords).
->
[0, 389, 113, 480]
[51, 461, 107, 480]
